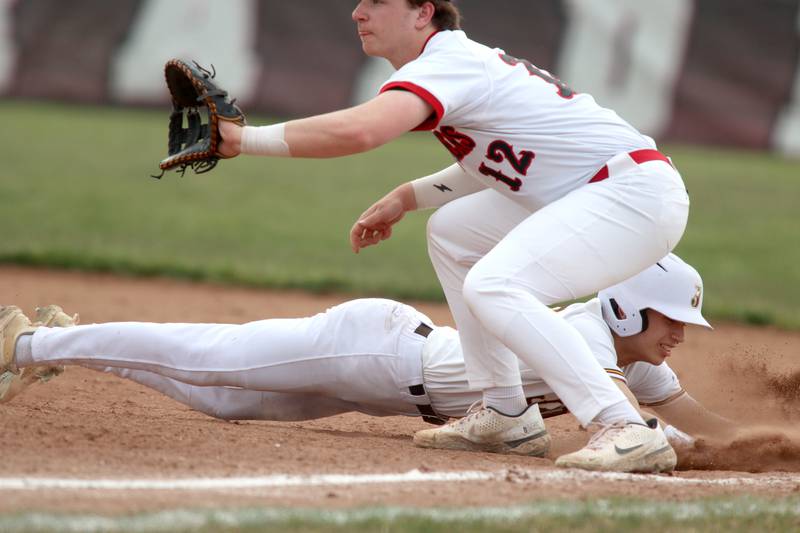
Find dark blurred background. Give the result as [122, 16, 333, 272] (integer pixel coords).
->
[2, 0, 799, 153]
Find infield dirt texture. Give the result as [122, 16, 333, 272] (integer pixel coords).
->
[2, 265, 799, 518]
[2, 103, 800, 530]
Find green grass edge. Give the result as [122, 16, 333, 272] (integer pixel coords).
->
[3, 497, 800, 533]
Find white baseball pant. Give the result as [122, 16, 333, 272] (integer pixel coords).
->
[427, 154, 690, 425]
[27, 299, 438, 420]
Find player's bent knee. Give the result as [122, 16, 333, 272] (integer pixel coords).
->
[462, 266, 500, 316]
[463, 263, 552, 326]
[426, 200, 475, 246]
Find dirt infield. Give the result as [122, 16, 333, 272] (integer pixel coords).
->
[1, 265, 799, 513]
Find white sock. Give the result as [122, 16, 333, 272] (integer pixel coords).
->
[593, 399, 645, 426]
[14, 334, 35, 367]
[482, 385, 528, 416]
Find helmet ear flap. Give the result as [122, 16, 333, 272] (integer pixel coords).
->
[639, 308, 649, 333]
[599, 291, 645, 337]
[609, 298, 626, 319]
[608, 298, 649, 332]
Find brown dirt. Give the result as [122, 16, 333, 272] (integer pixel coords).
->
[679, 429, 800, 472]
[1, 265, 799, 514]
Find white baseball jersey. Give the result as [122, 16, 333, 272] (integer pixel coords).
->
[27, 298, 682, 423]
[381, 30, 657, 210]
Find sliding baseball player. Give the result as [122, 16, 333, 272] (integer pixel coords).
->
[0, 254, 729, 471]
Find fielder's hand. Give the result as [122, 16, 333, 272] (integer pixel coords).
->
[349, 183, 416, 253]
[217, 120, 243, 159]
[350, 198, 405, 253]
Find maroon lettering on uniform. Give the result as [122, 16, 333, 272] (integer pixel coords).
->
[479, 140, 535, 191]
[434, 126, 476, 160]
[485, 140, 535, 176]
[479, 163, 523, 192]
[499, 53, 575, 99]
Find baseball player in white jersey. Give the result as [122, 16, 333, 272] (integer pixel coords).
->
[208, 0, 690, 471]
[1, 255, 730, 471]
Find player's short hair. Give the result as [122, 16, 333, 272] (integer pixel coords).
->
[406, 0, 461, 30]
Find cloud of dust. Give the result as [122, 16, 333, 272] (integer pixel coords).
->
[677, 348, 800, 472]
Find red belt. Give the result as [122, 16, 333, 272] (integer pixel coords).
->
[589, 149, 672, 183]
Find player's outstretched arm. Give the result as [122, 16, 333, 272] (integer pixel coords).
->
[218, 90, 433, 159]
[612, 378, 735, 446]
[649, 392, 738, 442]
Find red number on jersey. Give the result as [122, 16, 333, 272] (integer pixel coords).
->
[479, 140, 534, 192]
[479, 162, 522, 192]
[499, 53, 575, 99]
[485, 140, 535, 176]
[434, 126, 476, 161]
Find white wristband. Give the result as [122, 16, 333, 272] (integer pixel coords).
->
[240, 124, 291, 157]
[411, 164, 485, 210]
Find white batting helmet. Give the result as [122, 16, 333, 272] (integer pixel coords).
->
[599, 254, 712, 337]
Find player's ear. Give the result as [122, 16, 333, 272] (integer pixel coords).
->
[415, 1, 436, 29]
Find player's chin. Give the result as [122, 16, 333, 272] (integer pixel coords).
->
[359, 40, 382, 57]
[654, 345, 673, 363]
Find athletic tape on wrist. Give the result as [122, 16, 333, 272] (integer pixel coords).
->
[240, 124, 291, 157]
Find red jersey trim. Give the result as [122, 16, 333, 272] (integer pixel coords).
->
[420, 30, 441, 55]
[380, 81, 444, 131]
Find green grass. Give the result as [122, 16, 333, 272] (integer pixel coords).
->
[3, 498, 800, 532]
[1, 100, 799, 327]
[667, 145, 800, 329]
[1, 100, 449, 299]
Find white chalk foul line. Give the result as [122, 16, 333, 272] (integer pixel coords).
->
[0, 470, 489, 490]
[1, 468, 799, 491]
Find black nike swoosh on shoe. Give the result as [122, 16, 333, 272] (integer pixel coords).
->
[505, 430, 548, 449]
[614, 443, 645, 455]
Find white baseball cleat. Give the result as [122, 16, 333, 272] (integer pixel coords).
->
[555, 419, 677, 473]
[0, 305, 78, 404]
[33, 304, 79, 329]
[413, 403, 551, 456]
[0, 306, 35, 375]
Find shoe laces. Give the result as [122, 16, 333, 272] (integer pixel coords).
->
[453, 400, 488, 427]
[584, 421, 628, 451]
[465, 400, 483, 415]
